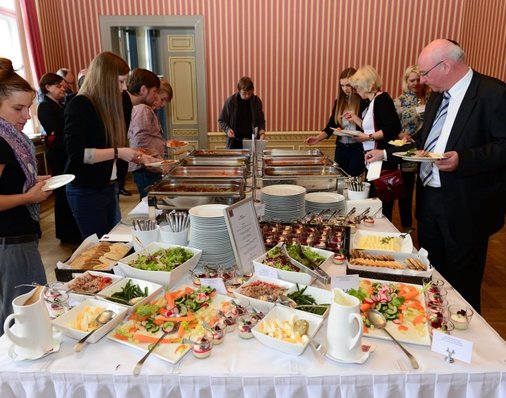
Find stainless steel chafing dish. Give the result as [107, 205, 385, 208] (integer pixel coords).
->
[190, 149, 251, 157]
[146, 178, 246, 210]
[181, 156, 249, 168]
[263, 156, 334, 167]
[261, 164, 347, 192]
[263, 149, 322, 157]
[168, 165, 248, 179]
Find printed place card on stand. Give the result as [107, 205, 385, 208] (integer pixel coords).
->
[200, 278, 228, 295]
[254, 262, 279, 280]
[224, 198, 266, 276]
[331, 274, 359, 292]
[431, 330, 473, 363]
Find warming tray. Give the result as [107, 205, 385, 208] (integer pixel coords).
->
[148, 178, 245, 196]
[263, 156, 334, 167]
[263, 165, 342, 177]
[190, 149, 250, 157]
[261, 164, 346, 192]
[263, 149, 322, 157]
[181, 157, 249, 167]
[147, 178, 246, 210]
[168, 166, 248, 179]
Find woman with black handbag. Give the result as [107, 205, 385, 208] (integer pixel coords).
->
[344, 65, 402, 221]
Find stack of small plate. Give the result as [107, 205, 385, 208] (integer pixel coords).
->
[305, 192, 345, 215]
[261, 184, 306, 222]
[188, 204, 235, 267]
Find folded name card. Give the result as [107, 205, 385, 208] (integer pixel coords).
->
[431, 330, 473, 363]
[331, 274, 359, 292]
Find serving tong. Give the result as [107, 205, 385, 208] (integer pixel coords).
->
[165, 210, 190, 232]
[354, 207, 371, 224]
[280, 243, 331, 285]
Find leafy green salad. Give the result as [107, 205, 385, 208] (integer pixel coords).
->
[129, 247, 194, 271]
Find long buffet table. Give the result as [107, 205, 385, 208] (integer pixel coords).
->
[1, 202, 505, 398]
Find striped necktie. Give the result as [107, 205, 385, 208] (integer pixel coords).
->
[419, 91, 451, 186]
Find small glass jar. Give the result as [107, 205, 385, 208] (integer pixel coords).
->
[448, 304, 474, 330]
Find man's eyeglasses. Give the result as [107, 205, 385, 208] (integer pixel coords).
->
[420, 60, 444, 77]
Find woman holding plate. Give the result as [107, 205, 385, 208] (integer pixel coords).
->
[345, 65, 401, 220]
[304, 68, 367, 176]
[64, 52, 145, 239]
[0, 58, 52, 331]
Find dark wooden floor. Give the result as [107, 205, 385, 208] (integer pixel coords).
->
[38, 177, 506, 340]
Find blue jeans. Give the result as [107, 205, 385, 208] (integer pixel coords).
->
[334, 142, 365, 177]
[66, 183, 121, 239]
[132, 169, 162, 199]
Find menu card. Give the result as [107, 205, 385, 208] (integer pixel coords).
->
[223, 198, 266, 275]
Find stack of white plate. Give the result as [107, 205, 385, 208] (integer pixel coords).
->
[188, 204, 235, 267]
[305, 192, 346, 215]
[261, 184, 306, 222]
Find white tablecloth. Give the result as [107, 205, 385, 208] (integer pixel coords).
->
[2, 206, 505, 398]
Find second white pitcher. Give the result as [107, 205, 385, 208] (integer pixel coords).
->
[326, 288, 364, 361]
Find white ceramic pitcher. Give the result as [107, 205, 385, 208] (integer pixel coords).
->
[4, 286, 58, 359]
[326, 288, 364, 361]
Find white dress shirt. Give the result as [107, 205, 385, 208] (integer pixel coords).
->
[429, 67, 473, 187]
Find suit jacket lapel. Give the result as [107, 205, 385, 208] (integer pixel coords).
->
[445, 72, 479, 150]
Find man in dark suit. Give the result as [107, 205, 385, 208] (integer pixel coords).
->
[366, 39, 506, 312]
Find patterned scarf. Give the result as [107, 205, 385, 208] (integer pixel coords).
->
[0, 117, 39, 221]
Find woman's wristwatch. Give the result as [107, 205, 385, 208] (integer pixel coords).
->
[368, 133, 374, 141]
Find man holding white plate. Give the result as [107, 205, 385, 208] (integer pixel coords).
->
[365, 39, 506, 313]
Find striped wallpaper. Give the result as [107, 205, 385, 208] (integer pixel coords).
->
[37, 0, 506, 133]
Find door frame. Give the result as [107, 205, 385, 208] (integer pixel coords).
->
[99, 15, 208, 148]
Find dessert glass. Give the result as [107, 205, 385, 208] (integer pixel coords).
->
[448, 305, 474, 330]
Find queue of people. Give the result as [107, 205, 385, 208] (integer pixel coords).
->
[0, 38, 504, 334]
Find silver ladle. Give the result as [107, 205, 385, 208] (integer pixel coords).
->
[74, 310, 116, 352]
[367, 309, 419, 369]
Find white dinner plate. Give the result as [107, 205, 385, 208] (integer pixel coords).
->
[42, 174, 75, 191]
[331, 128, 361, 137]
[388, 140, 409, 147]
[145, 160, 178, 168]
[392, 152, 446, 162]
[261, 184, 306, 197]
[189, 204, 229, 218]
[305, 192, 345, 204]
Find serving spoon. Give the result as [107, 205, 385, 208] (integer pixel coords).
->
[399, 227, 414, 239]
[367, 309, 419, 369]
[133, 321, 180, 375]
[74, 310, 116, 352]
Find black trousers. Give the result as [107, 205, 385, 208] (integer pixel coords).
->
[417, 186, 488, 313]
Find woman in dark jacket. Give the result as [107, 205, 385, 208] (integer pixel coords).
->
[64, 52, 144, 239]
[37, 73, 81, 244]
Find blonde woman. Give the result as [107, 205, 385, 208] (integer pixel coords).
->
[347, 65, 401, 220]
[394, 65, 430, 230]
[64, 52, 145, 239]
[304, 67, 367, 176]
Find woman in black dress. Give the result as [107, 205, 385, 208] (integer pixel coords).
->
[37, 73, 81, 244]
